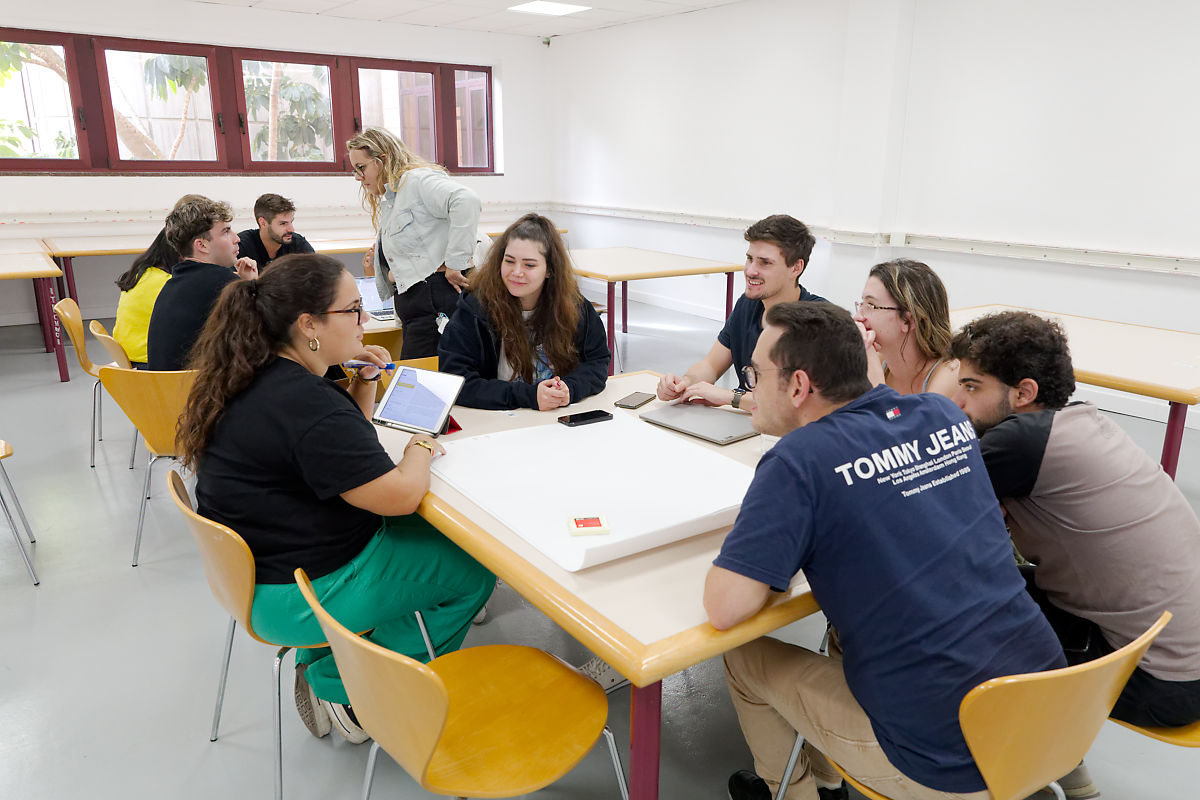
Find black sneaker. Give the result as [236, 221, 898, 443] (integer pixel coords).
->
[728, 770, 771, 800]
[818, 783, 848, 800]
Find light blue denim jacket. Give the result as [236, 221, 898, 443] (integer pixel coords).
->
[372, 167, 481, 301]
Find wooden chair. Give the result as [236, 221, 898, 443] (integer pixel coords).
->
[87, 320, 140, 469]
[295, 566, 630, 800]
[166, 471, 437, 800]
[98, 366, 195, 566]
[0, 440, 38, 585]
[52, 299, 123, 468]
[775, 612, 1172, 800]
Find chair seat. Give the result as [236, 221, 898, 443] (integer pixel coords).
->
[423, 644, 608, 797]
[0, 440, 11, 460]
[1112, 717, 1200, 747]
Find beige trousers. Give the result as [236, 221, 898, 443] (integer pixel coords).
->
[724, 637, 990, 800]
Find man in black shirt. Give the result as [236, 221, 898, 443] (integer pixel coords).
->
[147, 196, 258, 370]
[656, 214, 825, 412]
[237, 193, 316, 271]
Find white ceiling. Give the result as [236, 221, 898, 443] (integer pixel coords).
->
[197, 0, 743, 37]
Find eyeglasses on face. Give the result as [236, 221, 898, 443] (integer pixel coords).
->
[741, 364, 816, 393]
[318, 302, 367, 322]
[853, 299, 900, 314]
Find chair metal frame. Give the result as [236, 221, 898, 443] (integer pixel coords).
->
[98, 366, 195, 566]
[0, 442, 38, 585]
[773, 612, 1172, 800]
[87, 320, 139, 469]
[167, 470, 438, 800]
[53, 299, 121, 468]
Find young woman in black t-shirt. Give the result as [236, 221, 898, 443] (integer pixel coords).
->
[177, 253, 494, 744]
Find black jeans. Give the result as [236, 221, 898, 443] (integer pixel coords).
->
[392, 272, 461, 360]
[1020, 564, 1200, 727]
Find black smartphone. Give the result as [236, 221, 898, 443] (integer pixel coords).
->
[614, 391, 654, 409]
[558, 409, 614, 427]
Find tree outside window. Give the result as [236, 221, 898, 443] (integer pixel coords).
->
[242, 59, 334, 162]
[0, 41, 79, 158]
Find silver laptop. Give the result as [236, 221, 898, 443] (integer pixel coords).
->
[356, 277, 394, 321]
[639, 403, 759, 446]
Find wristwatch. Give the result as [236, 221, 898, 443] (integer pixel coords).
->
[731, 388, 747, 409]
[408, 440, 435, 455]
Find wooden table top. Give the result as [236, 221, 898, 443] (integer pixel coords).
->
[570, 247, 741, 282]
[375, 372, 817, 686]
[0, 253, 63, 280]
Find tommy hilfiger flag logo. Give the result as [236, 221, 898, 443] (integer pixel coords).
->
[885, 407, 901, 420]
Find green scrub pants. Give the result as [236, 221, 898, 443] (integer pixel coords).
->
[250, 514, 495, 705]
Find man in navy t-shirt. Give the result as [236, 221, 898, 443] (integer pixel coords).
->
[656, 214, 825, 413]
[705, 302, 1065, 800]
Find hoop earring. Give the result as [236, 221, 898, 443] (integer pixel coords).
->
[308, 338, 320, 352]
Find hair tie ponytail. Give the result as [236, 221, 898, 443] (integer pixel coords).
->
[248, 279, 258, 298]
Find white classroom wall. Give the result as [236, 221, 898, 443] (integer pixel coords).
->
[543, 0, 1200, 426]
[5, 0, 1200, 426]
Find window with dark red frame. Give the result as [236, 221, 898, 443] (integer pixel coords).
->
[0, 27, 494, 175]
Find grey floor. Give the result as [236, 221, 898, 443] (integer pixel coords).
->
[1, 299, 1197, 799]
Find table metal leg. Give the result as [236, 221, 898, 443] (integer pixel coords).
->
[32, 279, 53, 352]
[1161, 401, 1187, 480]
[726, 272, 735, 318]
[607, 281, 617, 376]
[34, 278, 70, 381]
[629, 681, 662, 800]
[55, 256, 79, 303]
[622, 280, 629, 333]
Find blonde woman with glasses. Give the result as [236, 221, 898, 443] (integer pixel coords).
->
[852, 259, 959, 398]
[347, 127, 481, 359]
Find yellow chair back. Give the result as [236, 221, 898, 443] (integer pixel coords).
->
[52, 298, 99, 377]
[294, 568, 450, 783]
[960, 611, 1172, 800]
[88, 320, 132, 369]
[97, 366, 196, 457]
[166, 470, 264, 641]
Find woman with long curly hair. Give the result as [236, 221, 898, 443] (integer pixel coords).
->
[437, 213, 610, 410]
[347, 127, 481, 359]
[852, 258, 959, 398]
[177, 253, 493, 744]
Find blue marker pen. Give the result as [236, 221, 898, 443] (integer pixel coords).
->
[343, 360, 396, 370]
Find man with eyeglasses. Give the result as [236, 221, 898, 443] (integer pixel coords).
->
[705, 302, 1065, 800]
[656, 215, 825, 412]
[148, 195, 258, 371]
[950, 312, 1200, 743]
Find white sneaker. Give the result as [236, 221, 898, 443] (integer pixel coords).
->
[472, 605, 488, 625]
[319, 699, 370, 744]
[578, 655, 630, 692]
[294, 664, 330, 739]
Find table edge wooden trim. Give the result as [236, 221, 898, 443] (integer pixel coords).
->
[573, 264, 741, 282]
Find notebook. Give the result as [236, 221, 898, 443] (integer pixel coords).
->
[639, 402, 759, 446]
[356, 276, 394, 321]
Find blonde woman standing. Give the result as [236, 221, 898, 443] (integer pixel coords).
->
[347, 127, 481, 358]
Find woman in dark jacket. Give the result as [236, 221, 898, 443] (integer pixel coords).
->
[439, 214, 609, 410]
